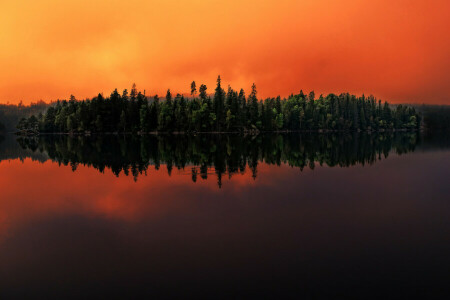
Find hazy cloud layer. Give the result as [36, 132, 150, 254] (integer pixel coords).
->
[0, 0, 448, 104]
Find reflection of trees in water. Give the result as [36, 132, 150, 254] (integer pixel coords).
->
[17, 133, 419, 187]
[0, 134, 49, 162]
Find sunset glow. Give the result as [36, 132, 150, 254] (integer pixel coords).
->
[0, 0, 449, 105]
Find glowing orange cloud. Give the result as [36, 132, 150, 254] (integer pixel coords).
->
[0, 0, 449, 104]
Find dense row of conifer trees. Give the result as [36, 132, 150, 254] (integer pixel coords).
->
[17, 76, 420, 133]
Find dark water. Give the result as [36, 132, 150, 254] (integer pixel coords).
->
[0, 133, 449, 298]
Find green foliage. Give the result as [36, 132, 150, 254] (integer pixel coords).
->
[17, 77, 421, 134]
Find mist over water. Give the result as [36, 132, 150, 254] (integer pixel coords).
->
[0, 133, 449, 298]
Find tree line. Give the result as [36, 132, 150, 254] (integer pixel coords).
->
[17, 133, 419, 186]
[16, 76, 420, 134]
[413, 104, 450, 131]
[0, 100, 50, 132]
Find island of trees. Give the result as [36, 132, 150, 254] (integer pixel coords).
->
[16, 76, 420, 134]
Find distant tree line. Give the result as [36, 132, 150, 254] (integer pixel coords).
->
[0, 100, 51, 132]
[413, 104, 450, 131]
[16, 76, 420, 134]
[17, 132, 419, 186]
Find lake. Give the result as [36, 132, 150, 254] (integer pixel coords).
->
[0, 132, 449, 298]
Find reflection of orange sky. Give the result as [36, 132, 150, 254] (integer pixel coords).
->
[0, 0, 449, 105]
[0, 158, 278, 238]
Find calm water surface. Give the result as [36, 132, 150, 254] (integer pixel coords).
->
[0, 133, 449, 298]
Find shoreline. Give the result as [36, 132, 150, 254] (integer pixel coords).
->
[14, 128, 420, 136]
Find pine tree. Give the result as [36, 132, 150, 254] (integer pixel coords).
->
[214, 75, 225, 131]
[190, 81, 197, 97]
[249, 83, 258, 128]
[198, 84, 207, 101]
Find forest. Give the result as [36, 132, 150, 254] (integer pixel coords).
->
[15, 76, 420, 134]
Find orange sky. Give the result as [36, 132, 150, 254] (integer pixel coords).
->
[0, 0, 449, 105]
